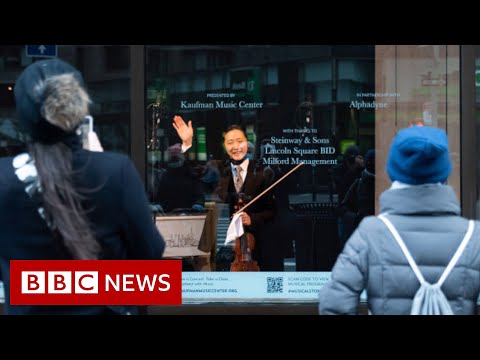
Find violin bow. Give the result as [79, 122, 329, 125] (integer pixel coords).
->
[233, 162, 304, 216]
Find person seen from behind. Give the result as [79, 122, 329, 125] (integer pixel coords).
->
[0, 59, 165, 315]
[153, 143, 205, 213]
[330, 145, 364, 245]
[336, 149, 376, 245]
[318, 126, 480, 315]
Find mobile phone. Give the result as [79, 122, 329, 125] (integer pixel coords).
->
[80, 115, 94, 148]
[83, 115, 93, 132]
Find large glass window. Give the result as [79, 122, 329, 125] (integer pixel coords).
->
[0, 45, 462, 306]
[146, 45, 380, 302]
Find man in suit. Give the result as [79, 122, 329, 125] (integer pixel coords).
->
[172, 116, 276, 270]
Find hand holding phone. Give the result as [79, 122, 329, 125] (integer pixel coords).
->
[81, 115, 103, 152]
[84, 115, 93, 132]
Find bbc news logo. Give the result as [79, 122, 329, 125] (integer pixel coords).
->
[10, 260, 182, 305]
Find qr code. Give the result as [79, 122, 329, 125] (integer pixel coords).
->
[267, 277, 283, 293]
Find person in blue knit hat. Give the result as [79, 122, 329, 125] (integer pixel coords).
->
[387, 125, 451, 185]
[319, 126, 480, 315]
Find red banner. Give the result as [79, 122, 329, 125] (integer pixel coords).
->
[10, 260, 182, 305]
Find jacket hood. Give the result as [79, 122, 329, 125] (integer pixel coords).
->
[379, 184, 460, 216]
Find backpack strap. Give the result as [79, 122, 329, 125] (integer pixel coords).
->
[437, 220, 474, 287]
[378, 214, 475, 287]
[378, 214, 426, 285]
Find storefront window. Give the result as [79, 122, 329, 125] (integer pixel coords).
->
[146, 45, 379, 302]
[0, 45, 463, 307]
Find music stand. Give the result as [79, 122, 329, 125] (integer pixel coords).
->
[288, 193, 340, 271]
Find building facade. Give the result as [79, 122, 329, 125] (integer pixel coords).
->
[0, 45, 478, 314]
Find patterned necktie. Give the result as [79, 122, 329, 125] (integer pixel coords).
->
[235, 165, 244, 193]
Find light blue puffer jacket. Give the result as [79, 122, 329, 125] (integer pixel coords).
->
[318, 184, 480, 315]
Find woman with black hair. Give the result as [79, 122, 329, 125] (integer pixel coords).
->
[0, 59, 165, 315]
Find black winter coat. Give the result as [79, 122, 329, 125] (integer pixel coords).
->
[0, 141, 165, 315]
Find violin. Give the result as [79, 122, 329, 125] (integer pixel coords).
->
[230, 193, 260, 272]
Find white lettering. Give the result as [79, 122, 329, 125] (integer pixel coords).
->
[136, 274, 157, 291]
[105, 274, 120, 291]
[123, 274, 135, 291]
[105, 273, 171, 292]
[158, 274, 171, 291]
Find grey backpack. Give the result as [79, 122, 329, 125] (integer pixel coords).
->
[378, 214, 475, 315]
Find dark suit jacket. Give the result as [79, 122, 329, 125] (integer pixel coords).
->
[0, 138, 165, 315]
[218, 160, 276, 237]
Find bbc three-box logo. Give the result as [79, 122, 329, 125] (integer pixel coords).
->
[10, 260, 182, 305]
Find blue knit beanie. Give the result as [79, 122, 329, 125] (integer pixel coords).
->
[386, 126, 452, 185]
